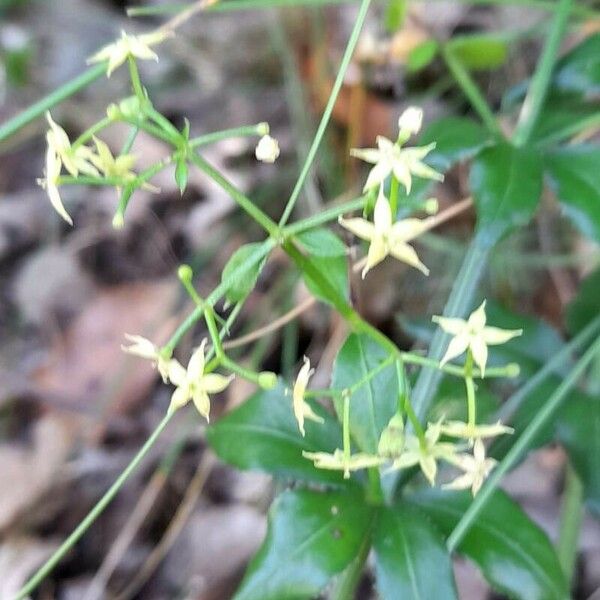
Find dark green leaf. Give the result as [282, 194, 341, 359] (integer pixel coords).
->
[373, 504, 457, 599]
[332, 334, 397, 454]
[471, 142, 543, 247]
[407, 40, 439, 73]
[566, 267, 600, 335]
[235, 488, 374, 600]
[419, 116, 491, 172]
[221, 242, 267, 304]
[545, 145, 600, 243]
[296, 228, 347, 257]
[409, 488, 568, 600]
[207, 382, 345, 484]
[553, 32, 600, 95]
[448, 35, 509, 71]
[531, 101, 598, 145]
[302, 253, 349, 308]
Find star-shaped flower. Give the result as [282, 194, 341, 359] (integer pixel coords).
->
[339, 185, 430, 278]
[443, 438, 496, 496]
[167, 340, 233, 420]
[439, 419, 513, 441]
[121, 334, 172, 382]
[388, 419, 460, 486]
[302, 449, 385, 479]
[90, 137, 137, 181]
[87, 30, 172, 77]
[350, 135, 443, 193]
[433, 300, 523, 376]
[38, 145, 72, 225]
[292, 357, 324, 437]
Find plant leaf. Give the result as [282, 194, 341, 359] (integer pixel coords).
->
[407, 40, 439, 73]
[409, 488, 568, 600]
[448, 34, 509, 71]
[296, 228, 347, 257]
[545, 145, 600, 243]
[470, 142, 543, 247]
[221, 242, 267, 304]
[207, 382, 345, 484]
[373, 504, 458, 599]
[234, 488, 374, 600]
[552, 32, 600, 95]
[566, 267, 600, 335]
[332, 333, 398, 454]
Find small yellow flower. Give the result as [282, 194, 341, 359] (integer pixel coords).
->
[443, 438, 496, 496]
[292, 357, 324, 437]
[87, 30, 172, 77]
[433, 300, 523, 376]
[255, 134, 280, 163]
[90, 137, 137, 180]
[167, 340, 233, 420]
[302, 449, 385, 479]
[339, 185, 430, 278]
[38, 146, 72, 225]
[388, 420, 459, 486]
[121, 334, 171, 382]
[439, 420, 513, 441]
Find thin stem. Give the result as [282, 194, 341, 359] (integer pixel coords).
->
[278, 0, 372, 226]
[127, 56, 147, 106]
[464, 351, 476, 429]
[188, 123, 267, 149]
[557, 462, 583, 585]
[343, 393, 351, 476]
[447, 334, 600, 551]
[512, 0, 572, 146]
[15, 411, 174, 600]
[440, 44, 503, 138]
[72, 116, 113, 149]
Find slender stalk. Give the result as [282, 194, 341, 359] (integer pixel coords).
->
[440, 44, 502, 138]
[15, 411, 174, 600]
[127, 56, 147, 106]
[512, 0, 572, 146]
[278, 0, 372, 226]
[557, 462, 583, 585]
[447, 335, 600, 551]
[72, 116, 113, 149]
[188, 123, 267, 149]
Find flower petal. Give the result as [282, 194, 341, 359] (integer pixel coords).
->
[167, 360, 188, 386]
[431, 316, 466, 336]
[470, 335, 488, 376]
[363, 160, 391, 191]
[201, 373, 233, 394]
[192, 389, 211, 420]
[169, 384, 190, 412]
[468, 300, 487, 331]
[388, 241, 429, 275]
[187, 339, 207, 381]
[481, 326, 523, 345]
[338, 217, 375, 241]
[363, 235, 388, 278]
[439, 332, 470, 366]
[373, 186, 392, 233]
[390, 218, 428, 243]
[349, 147, 381, 164]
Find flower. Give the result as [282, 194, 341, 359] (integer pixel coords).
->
[377, 412, 405, 458]
[167, 340, 233, 420]
[388, 420, 460, 486]
[38, 146, 71, 225]
[339, 185, 430, 278]
[302, 449, 385, 479]
[121, 334, 171, 382]
[90, 137, 137, 181]
[255, 134, 280, 163]
[87, 29, 172, 77]
[292, 357, 324, 436]
[433, 300, 523, 376]
[443, 438, 496, 496]
[350, 135, 443, 193]
[439, 420, 513, 441]
[397, 106, 423, 138]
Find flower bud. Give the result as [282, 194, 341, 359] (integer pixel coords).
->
[377, 412, 405, 458]
[178, 264, 194, 283]
[258, 371, 278, 389]
[424, 198, 439, 215]
[255, 134, 280, 163]
[257, 122, 270, 136]
[398, 106, 423, 137]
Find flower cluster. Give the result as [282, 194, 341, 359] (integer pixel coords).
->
[122, 335, 232, 420]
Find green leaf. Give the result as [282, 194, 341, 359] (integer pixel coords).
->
[419, 116, 491, 172]
[175, 158, 188, 194]
[448, 34, 509, 71]
[470, 142, 543, 247]
[409, 488, 568, 600]
[332, 333, 397, 454]
[553, 32, 600, 95]
[301, 252, 349, 308]
[531, 100, 598, 145]
[207, 382, 345, 485]
[566, 267, 600, 335]
[384, 0, 406, 32]
[545, 145, 600, 243]
[235, 488, 374, 600]
[373, 504, 457, 599]
[558, 395, 600, 514]
[296, 228, 347, 257]
[221, 242, 267, 304]
[407, 40, 439, 73]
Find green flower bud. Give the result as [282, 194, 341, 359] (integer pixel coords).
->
[178, 264, 194, 283]
[258, 371, 278, 390]
[377, 412, 405, 458]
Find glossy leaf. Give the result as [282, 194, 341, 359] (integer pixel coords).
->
[409, 488, 568, 600]
[207, 382, 345, 484]
[373, 504, 458, 599]
[566, 267, 600, 335]
[221, 242, 267, 304]
[296, 228, 347, 257]
[235, 488, 374, 600]
[332, 333, 398, 453]
[448, 34, 509, 71]
[470, 142, 543, 247]
[545, 145, 600, 243]
[553, 32, 600, 95]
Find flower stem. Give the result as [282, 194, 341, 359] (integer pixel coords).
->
[188, 123, 267, 149]
[557, 462, 583, 585]
[127, 56, 147, 106]
[72, 116, 113, 149]
[15, 411, 174, 600]
[464, 351, 476, 429]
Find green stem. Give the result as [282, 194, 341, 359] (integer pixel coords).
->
[343, 393, 351, 477]
[278, 0, 372, 226]
[512, 0, 572, 146]
[464, 351, 476, 429]
[0, 63, 106, 143]
[389, 176, 400, 217]
[188, 151, 280, 237]
[557, 462, 583, 585]
[447, 334, 600, 552]
[72, 116, 113, 149]
[15, 411, 174, 600]
[440, 45, 503, 138]
[188, 123, 267, 149]
[127, 56, 147, 106]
